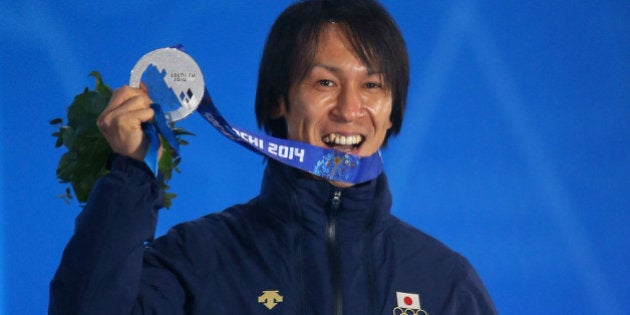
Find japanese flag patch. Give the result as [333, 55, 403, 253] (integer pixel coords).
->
[396, 291, 421, 309]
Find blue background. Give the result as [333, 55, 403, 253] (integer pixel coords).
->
[1, 1, 628, 314]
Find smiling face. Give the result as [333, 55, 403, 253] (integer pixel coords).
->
[275, 24, 393, 159]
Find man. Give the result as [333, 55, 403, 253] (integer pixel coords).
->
[50, 0, 496, 314]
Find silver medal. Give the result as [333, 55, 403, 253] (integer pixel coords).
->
[129, 47, 205, 122]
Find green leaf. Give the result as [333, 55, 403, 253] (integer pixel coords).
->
[55, 136, 64, 148]
[89, 71, 113, 98]
[56, 151, 78, 183]
[51, 71, 193, 209]
[50, 118, 63, 125]
[60, 126, 77, 150]
[172, 128, 195, 136]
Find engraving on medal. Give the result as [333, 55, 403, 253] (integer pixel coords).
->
[129, 47, 205, 122]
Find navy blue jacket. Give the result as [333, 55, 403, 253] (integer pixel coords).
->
[50, 156, 496, 314]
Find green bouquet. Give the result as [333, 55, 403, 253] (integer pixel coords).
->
[51, 71, 192, 209]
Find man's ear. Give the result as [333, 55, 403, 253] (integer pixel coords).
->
[270, 97, 287, 119]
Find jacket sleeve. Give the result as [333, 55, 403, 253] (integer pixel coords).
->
[49, 155, 168, 314]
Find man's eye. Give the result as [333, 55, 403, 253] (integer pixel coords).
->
[318, 80, 334, 87]
[365, 82, 382, 89]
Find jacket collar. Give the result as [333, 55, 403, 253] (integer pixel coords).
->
[258, 160, 392, 239]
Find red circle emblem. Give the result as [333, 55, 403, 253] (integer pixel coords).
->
[404, 296, 413, 305]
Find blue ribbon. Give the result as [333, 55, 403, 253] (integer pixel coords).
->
[195, 91, 384, 183]
[139, 49, 384, 183]
[142, 104, 181, 176]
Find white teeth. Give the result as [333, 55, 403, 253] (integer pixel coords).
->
[323, 133, 363, 146]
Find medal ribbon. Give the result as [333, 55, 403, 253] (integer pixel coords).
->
[139, 51, 384, 184]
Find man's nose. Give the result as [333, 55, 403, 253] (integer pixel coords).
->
[331, 86, 364, 122]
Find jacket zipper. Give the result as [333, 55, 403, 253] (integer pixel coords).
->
[327, 189, 343, 315]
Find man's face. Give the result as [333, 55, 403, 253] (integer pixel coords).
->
[277, 24, 393, 158]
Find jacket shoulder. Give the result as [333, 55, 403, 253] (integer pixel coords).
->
[383, 216, 497, 314]
[386, 216, 461, 261]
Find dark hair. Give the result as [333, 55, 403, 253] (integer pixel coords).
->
[255, 0, 409, 146]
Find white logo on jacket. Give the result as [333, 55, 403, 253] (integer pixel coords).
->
[393, 291, 428, 315]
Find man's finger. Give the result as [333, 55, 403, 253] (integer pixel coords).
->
[102, 86, 149, 116]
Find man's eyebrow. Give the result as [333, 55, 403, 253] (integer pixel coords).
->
[311, 63, 341, 73]
[310, 63, 383, 76]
